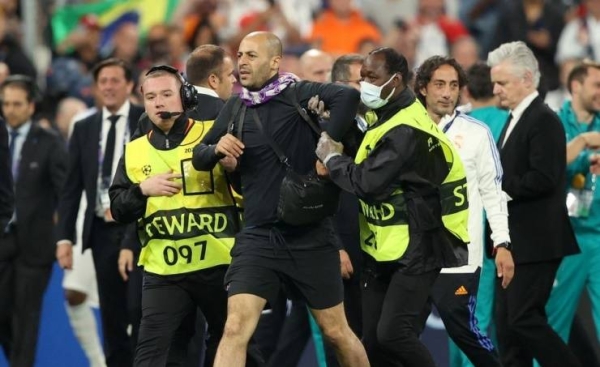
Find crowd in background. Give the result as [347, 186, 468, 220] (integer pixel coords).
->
[0, 0, 596, 125]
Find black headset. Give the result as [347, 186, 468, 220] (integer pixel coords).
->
[1, 74, 42, 103]
[145, 65, 199, 111]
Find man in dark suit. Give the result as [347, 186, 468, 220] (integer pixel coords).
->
[0, 75, 67, 366]
[0, 117, 11, 360]
[0, 118, 12, 237]
[185, 44, 235, 118]
[488, 41, 581, 367]
[56, 58, 144, 367]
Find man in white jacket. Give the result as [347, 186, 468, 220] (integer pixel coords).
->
[415, 55, 515, 367]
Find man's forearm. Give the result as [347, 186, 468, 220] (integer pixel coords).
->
[192, 143, 221, 171]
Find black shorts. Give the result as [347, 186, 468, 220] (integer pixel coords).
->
[225, 228, 344, 310]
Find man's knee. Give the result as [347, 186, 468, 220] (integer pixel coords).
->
[221, 294, 265, 342]
[376, 320, 414, 350]
[321, 322, 349, 347]
[64, 289, 87, 306]
[313, 304, 354, 347]
[222, 313, 252, 342]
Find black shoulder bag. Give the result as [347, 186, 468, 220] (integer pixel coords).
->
[250, 85, 340, 226]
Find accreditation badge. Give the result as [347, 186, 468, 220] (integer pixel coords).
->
[567, 173, 595, 218]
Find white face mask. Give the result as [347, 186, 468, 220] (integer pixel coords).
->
[359, 74, 396, 109]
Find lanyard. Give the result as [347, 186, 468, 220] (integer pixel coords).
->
[442, 112, 459, 133]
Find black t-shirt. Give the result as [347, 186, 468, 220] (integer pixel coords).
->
[192, 78, 360, 249]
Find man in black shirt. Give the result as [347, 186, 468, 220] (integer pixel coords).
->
[192, 31, 369, 367]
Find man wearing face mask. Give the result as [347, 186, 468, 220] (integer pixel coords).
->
[316, 47, 470, 367]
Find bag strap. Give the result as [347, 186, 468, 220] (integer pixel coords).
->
[288, 83, 322, 136]
[226, 97, 244, 138]
[251, 108, 291, 168]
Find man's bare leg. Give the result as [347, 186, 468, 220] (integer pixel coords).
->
[311, 303, 370, 367]
[213, 293, 266, 367]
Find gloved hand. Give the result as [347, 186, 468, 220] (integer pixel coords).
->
[316, 132, 344, 165]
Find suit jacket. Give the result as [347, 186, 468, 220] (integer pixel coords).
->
[14, 124, 67, 265]
[495, 96, 579, 264]
[0, 118, 13, 232]
[57, 104, 144, 250]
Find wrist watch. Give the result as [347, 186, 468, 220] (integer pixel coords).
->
[493, 242, 511, 257]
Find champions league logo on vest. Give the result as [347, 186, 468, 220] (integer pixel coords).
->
[142, 165, 152, 176]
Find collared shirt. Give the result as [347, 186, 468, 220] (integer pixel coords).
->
[99, 101, 131, 180]
[194, 85, 219, 98]
[502, 90, 539, 146]
[96, 101, 131, 215]
[7, 120, 32, 178]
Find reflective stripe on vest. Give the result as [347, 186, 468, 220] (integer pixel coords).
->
[125, 120, 238, 275]
[355, 100, 470, 262]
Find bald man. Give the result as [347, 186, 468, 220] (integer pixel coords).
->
[299, 49, 334, 83]
[193, 31, 369, 367]
[55, 97, 88, 141]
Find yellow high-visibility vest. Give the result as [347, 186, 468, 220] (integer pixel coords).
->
[355, 100, 470, 262]
[125, 120, 239, 275]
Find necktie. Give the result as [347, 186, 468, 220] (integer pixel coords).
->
[8, 129, 19, 178]
[101, 115, 120, 182]
[498, 113, 513, 150]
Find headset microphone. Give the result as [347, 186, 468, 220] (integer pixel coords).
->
[158, 111, 183, 119]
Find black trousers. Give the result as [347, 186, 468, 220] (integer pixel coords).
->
[429, 269, 500, 367]
[171, 309, 206, 367]
[0, 231, 52, 367]
[264, 297, 311, 367]
[495, 259, 581, 367]
[90, 218, 136, 367]
[134, 266, 264, 367]
[362, 267, 439, 367]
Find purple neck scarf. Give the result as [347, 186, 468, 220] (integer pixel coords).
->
[239, 73, 299, 106]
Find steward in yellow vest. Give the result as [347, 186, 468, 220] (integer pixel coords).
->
[318, 92, 469, 274]
[315, 48, 468, 366]
[122, 118, 238, 275]
[108, 66, 262, 366]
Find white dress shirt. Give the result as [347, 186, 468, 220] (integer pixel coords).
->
[194, 85, 219, 98]
[502, 91, 539, 147]
[7, 120, 32, 180]
[95, 101, 131, 216]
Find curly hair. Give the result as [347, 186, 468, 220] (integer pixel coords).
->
[414, 56, 467, 106]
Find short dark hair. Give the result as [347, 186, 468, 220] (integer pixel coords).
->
[415, 56, 467, 106]
[331, 54, 364, 83]
[368, 47, 409, 86]
[92, 58, 133, 83]
[567, 60, 600, 94]
[0, 74, 40, 102]
[186, 44, 226, 85]
[466, 61, 494, 101]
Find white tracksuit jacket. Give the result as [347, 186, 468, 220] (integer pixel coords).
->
[439, 111, 510, 273]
